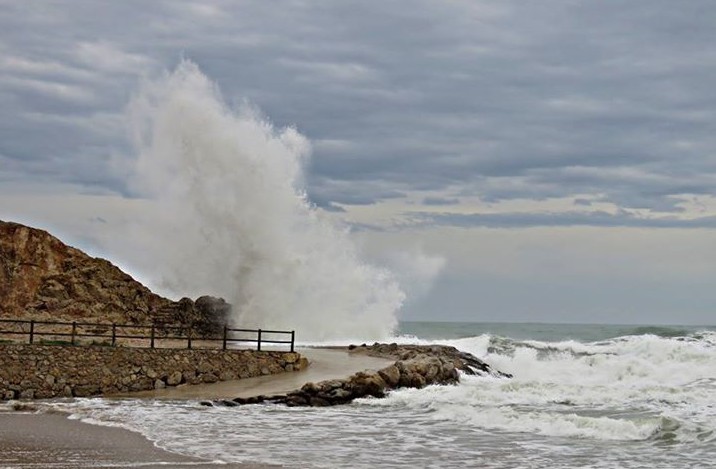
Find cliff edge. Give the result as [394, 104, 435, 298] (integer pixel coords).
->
[0, 220, 228, 330]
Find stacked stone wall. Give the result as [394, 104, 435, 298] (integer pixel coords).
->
[0, 344, 306, 400]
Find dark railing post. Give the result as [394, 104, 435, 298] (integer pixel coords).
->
[150, 323, 155, 349]
[291, 330, 295, 352]
[111, 324, 116, 346]
[257, 329, 262, 351]
[29, 320, 34, 344]
[222, 325, 228, 350]
[71, 322, 77, 345]
[187, 332, 192, 350]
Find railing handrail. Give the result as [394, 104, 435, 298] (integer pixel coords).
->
[0, 318, 295, 352]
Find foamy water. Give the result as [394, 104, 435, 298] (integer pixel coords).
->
[35, 326, 716, 468]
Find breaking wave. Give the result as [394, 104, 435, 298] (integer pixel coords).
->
[110, 61, 404, 340]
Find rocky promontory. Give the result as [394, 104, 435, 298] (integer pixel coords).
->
[208, 343, 511, 407]
[0, 220, 305, 401]
[0, 220, 228, 332]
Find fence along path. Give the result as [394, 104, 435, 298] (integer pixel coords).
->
[0, 318, 295, 352]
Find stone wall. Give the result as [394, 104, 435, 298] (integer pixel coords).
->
[0, 344, 307, 400]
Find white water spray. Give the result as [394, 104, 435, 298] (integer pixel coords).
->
[117, 61, 404, 340]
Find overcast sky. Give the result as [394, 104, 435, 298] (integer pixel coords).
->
[1, 1, 715, 325]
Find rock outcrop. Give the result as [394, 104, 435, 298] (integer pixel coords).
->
[155, 295, 231, 337]
[0, 220, 229, 331]
[0, 220, 170, 323]
[349, 342, 506, 376]
[211, 343, 510, 408]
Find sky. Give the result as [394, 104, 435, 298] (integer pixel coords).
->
[1, 1, 715, 325]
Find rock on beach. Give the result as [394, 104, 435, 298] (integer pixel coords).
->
[211, 343, 511, 408]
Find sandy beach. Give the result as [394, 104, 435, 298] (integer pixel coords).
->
[0, 412, 275, 468]
[0, 348, 392, 469]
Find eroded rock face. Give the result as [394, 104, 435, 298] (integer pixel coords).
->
[0, 221, 171, 323]
[0, 221, 230, 331]
[217, 344, 511, 408]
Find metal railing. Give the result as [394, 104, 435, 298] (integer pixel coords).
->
[0, 319, 295, 352]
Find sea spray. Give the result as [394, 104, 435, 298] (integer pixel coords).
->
[378, 329, 716, 444]
[114, 61, 404, 340]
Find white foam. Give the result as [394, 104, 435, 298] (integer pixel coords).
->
[107, 61, 404, 341]
[37, 331, 716, 467]
[354, 331, 716, 444]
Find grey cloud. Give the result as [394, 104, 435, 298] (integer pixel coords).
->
[414, 210, 716, 229]
[307, 178, 405, 208]
[422, 197, 460, 206]
[1, 0, 716, 217]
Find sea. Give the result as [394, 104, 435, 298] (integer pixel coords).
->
[35, 322, 716, 468]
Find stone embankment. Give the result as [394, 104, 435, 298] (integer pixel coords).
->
[0, 344, 307, 400]
[207, 343, 510, 408]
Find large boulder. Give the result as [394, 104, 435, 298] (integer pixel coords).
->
[156, 296, 231, 337]
[347, 371, 387, 398]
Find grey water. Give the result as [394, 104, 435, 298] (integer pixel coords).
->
[42, 321, 716, 468]
[398, 320, 716, 342]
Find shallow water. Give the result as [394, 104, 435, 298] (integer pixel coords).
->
[35, 323, 716, 468]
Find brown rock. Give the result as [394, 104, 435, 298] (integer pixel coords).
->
[347, 371, 387, 398]
[283, 353, 299, 364]
[301, 382, 320, 394]
[286, 395, 308, 406]
[378, 365, 401, 388]
[0, 221, 171, 324]
[0, 221, 235, 337]
[202, 373, 219, 384]
[309, 396, 331, 406]
[294, 357, 309, 371]
[166, 371, 183, 386]
[73, 385, 99, 397]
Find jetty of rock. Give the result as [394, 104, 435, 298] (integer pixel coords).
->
[210, 343, 511, 408]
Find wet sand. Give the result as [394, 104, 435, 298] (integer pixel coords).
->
[0, 413, 275, 468]
[0, 347, 393, 468]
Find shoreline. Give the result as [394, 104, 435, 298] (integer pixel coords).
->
[0, 344, 498, 467]
[0, 347, 394, 468]
[0, 412, 276, 468]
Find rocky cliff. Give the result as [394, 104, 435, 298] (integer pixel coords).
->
[0, 220, 228, 330]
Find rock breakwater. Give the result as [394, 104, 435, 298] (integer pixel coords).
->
[209, 343, 510, 407]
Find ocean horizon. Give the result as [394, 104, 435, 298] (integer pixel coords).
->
[398, 320, 716, 341]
